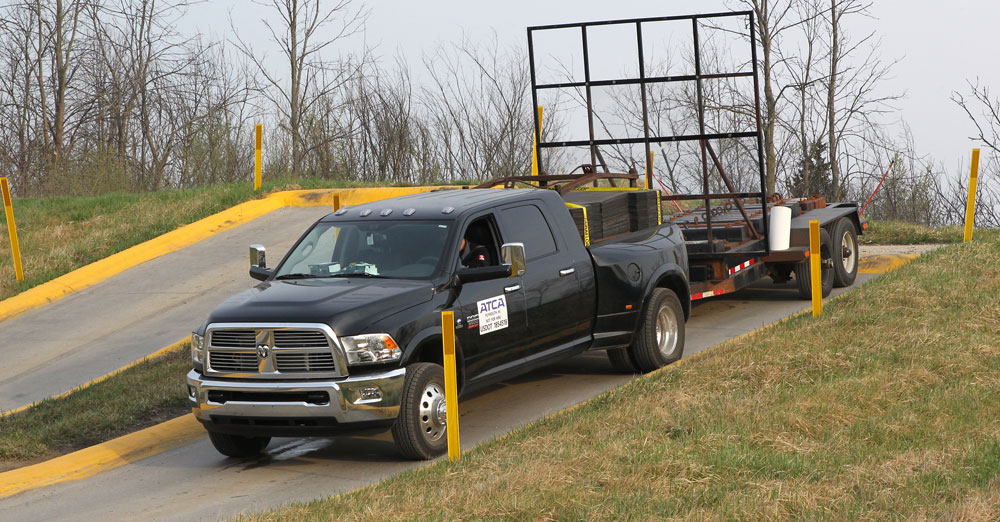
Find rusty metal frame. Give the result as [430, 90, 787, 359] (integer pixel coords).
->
[527, 11, 770, 257]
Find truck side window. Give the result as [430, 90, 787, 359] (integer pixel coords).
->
[500, 205, 556, 261]
[460, 216, 501, 268]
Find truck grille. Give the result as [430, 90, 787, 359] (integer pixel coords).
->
[274, 330, 328, 348]
[208, 352, 258, 372]
[211, 330, 256, 348]
[205, 326, 341, 377]
[275, 353, 336, 372]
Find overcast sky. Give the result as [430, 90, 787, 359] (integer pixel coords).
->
[188, 0, 995, 175]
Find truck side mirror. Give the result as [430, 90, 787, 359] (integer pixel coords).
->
[501, 242, 526, 277]
[249, 244, 271, 281]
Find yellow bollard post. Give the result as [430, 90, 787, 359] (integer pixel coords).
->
[1, 177, 24, 282]
[441, 310, 460, 461]
[531, 106, 543, 176]
[646, 150, 655, 190]
[332, 194, 341, 212]
[809, 219, 822, 317]
[964, 148, 980, 242]
[254, 124, 263, 191]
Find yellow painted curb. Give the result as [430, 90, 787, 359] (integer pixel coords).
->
[1, 338, 188, 418]
[0, 414, 204, 499]
[0, 186, 446, 323]
[858, 253, 920, 274]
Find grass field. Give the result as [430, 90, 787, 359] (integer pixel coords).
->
[0, 344, 190, 472]
[0, 178, 433, 301]
[860, 220, 964, 245]
[238, 231, 1000, 520]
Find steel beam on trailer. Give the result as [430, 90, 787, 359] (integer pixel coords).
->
[526, 10, 753, 31]
[534, 71, 756, 90]
[538, 132, 759, 149]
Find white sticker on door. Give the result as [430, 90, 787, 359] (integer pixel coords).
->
[476, 295, 508, 334]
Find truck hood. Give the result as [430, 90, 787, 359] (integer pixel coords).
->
[207, 278, 434, 335]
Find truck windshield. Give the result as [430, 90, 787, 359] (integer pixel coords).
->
[275, 220, 452, 280]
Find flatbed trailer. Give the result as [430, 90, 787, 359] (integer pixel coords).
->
[479, 10, 866, 300]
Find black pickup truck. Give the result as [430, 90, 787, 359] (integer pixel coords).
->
[187, 188, 690, 459]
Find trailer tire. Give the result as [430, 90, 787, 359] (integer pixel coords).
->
[207, 431, 270, 458]
[629, 288, 685, 372]
[607, 347, 639, 373]
[794, 228, 834, 299]
[391, 362, 449, 460]
[831, 218, 859, 287]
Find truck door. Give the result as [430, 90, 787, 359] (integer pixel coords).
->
[452, 214, 529, 382]
[498, 202, 595, 361]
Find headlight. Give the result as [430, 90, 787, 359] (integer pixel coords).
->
[191, 332, 205, 364]
[340, 333, 401, 365]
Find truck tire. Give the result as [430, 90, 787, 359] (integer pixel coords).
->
[207, 431, 270, 458]
[391, 362, 449, 460]
[831, 218, 859, 287]
[629, 288, 685, 373]
[607, 347, 639, 373]
[794, 228, 834, 299]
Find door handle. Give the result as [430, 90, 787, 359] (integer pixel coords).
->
[504, 284, 521, 293]
[559, 268, 575, 276]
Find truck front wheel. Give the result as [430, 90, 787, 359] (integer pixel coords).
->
[207, 431, 270, 458]
[629, 288, 685, 372]
[391, 362, 449, 460]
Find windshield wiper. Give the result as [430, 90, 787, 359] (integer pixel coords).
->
[332, 272, 386, 278]
[275, 273, 322, 280]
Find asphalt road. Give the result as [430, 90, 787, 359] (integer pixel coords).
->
[0, 262, 879, 521]
[0, 206, 332, 413]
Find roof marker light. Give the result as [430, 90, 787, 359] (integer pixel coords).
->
[359, 209, 372, 217]
[335, 208, 348, 216]
[403, 208, 416, 216]
[442, 206, 455, 214]
[380, 208, 393, 216]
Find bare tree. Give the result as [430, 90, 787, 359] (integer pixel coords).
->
[233, 0, 365, 177]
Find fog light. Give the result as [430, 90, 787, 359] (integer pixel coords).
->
[187, 385, 197, 398]
[359, 386, 382, 401]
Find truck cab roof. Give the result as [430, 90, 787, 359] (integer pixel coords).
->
[321, 188, 553, 222]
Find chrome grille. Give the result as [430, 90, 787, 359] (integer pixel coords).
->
[274, 330, 329, 348]
[208, 352, 258, 372]
[210, 330, 256, 348]
[205, 325, 340, 377]
[275, 353, 336, 372]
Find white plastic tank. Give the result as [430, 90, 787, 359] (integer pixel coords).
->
[769, 206, 792, 251]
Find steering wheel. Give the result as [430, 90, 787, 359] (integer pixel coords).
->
[415, 256, 438, 265]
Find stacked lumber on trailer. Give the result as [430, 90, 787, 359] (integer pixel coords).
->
[626, 190, 659, 231]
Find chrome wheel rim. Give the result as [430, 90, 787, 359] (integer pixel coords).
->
[418, 382, 447, 442]
[654, 305, 679, 359]
[840, 230, 857, 274]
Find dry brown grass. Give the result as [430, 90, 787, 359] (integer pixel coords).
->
[238, 231, 1000, 521]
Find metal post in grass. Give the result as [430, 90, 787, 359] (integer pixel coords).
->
[964, 148, 980, 242]
[531, 105, 543, 176]
[809, 219, 822, 317]
[1, 177, 24, 282]
[254, 124, 263, 191]
[441, 310, 461, 461]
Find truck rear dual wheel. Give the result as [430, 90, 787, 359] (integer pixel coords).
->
[616, 288, 685, 373]
[208, 431, 271, 458]
[392, 362, 449, 460]
[795, 228, 834, 299]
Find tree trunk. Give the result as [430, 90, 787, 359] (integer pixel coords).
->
[827, 0, 840, 201]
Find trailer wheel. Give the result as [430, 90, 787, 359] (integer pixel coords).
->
[794, 228, 834, 299]
[207, 431, 270, 458]
[629, 288, 685, 372]
[832, 218, 859, 287]
[607, 347, 639, 373]
[391, 362, 448, 460]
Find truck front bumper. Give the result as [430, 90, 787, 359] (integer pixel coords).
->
[186, 368, 405, 437]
